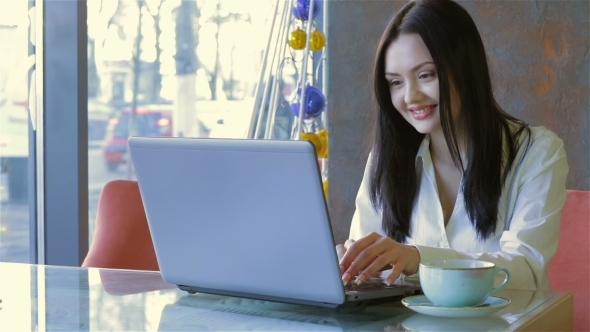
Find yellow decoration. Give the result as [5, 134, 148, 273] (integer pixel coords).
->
[300, 132, 323, 156]
[317, 129, 328, 158]
[309, 30, 326, 52]
[289, 29, 307, 50]
[322, 180, 328, 200]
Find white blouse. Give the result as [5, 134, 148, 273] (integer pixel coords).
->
[349, 126, 569, 290]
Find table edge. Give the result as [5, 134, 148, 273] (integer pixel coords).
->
[503, 292, 573, 332]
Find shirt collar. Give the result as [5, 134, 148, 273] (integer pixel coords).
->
[415, 134, 431, 166]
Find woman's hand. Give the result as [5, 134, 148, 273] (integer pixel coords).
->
[336, 232, 421, 286]
[335, 238, 391, 280]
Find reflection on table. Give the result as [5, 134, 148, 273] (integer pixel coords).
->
[0, 262, 572, 331]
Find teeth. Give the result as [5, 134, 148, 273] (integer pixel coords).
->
[412, 106, 433, 113]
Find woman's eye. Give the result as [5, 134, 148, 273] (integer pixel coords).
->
[419, 72, 436, 79]
[390, 80, 402, 87]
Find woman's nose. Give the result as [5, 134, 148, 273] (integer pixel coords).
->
[404, 83, 421, 105]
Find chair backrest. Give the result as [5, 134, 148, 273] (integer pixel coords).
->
[548, 189, 589, 332]
[82, 180, 159, 271]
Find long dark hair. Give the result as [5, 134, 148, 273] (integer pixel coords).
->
[370, 0, 530, 243]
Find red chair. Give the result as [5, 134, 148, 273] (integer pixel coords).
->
[548, 190, 590, 332]
[82, 180, 159, 271]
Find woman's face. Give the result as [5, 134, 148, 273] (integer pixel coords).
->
[384, 33, 445, 136]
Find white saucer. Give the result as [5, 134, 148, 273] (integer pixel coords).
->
[401, 295, 511, 318]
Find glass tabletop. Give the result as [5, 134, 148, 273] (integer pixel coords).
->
[0, 262, 561, 331]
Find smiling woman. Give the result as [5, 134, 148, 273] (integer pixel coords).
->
[336, 0, 568, 292]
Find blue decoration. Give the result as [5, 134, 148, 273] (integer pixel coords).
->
[292, 0, 320, 21]
[290, 85, 326, 118]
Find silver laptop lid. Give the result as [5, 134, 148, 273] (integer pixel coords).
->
[129, 137, 345, 306]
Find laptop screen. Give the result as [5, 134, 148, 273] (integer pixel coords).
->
[129, 137, 345, 306]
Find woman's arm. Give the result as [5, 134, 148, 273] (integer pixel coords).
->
[341, 154, 421, 285]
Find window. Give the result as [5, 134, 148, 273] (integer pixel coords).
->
[0, 0, 34, 263]
[0, 0, 326, 268]
[86, 0, 277, 247]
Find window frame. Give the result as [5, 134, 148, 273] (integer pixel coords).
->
[39, 0, 88, 266]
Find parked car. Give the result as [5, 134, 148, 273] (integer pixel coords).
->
[88, 99, 115, 148]
[102, 105, 210, 172]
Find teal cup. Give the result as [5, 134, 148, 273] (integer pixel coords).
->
[419, 259, 510, 307]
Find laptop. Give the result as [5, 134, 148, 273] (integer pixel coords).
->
[128, 136, 421, 308]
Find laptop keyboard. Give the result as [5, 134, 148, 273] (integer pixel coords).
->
[344, 281, 401, 292]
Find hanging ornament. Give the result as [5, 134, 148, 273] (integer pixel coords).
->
[290, 85, 326, 118]
[300, 131, 325, 157]
[292, 0, 321, 21]
[288, 28, 307, 50]
[290, 102, 310, 119]
[316, 128, 328, 158]
[309, 30, 326, 52]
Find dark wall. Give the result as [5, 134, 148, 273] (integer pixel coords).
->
[326, 0, 589, 244]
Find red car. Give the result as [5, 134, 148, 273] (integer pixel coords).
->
[103, 105, 209, 172]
